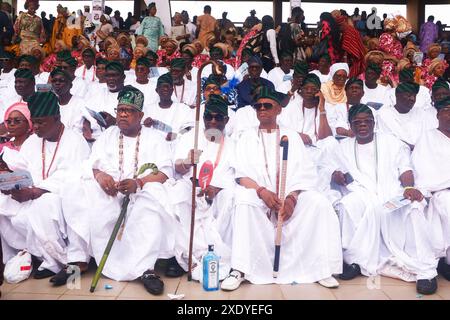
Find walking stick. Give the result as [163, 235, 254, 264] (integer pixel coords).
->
[187, 60, 223, 281]
[273, 135, 289, 278]
[90, 163, 158, 293]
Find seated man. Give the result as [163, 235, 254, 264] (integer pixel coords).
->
[171, 94, 235, 280]
[221, 86, 342, 291]
[60, 86, 176, 295]
[412, 97, 450, 284]
[361, 63, 391, 109]
[236, 56, 274, 109]
[333, 104, 439, 295]
[377, 82, 437, 150]
[279, 73, 340, 203]
[0, 91, 90, 279]
[143, 73, 194, 151]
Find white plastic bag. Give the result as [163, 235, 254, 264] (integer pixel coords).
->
[4, 250, 33, 284]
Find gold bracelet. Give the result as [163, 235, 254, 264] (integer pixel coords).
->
[404, 186, 415, 191]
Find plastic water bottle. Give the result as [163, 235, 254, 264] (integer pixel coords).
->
[203, 244, 219, 291]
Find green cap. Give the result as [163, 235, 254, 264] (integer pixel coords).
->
[14, 68, 34, 79]
[136, 57, 151, 68]
[28, 92, 60, 118]
[170, 58, 186, 70]
[117, 85, 145, 111]
[302, 73, 321, 88]
[157, 73, 173, 87]
[345, 77, 364, 90]
[205, 94, 228, 116]
[348, 103, 373, 122]
[105, 61, 124, 74]
[293, 61, 308, 76]
[396, 81, 420, 95]
[255, 86, 288, 106]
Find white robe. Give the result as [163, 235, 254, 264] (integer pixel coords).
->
[278, 97, 341, 203]
[267, 67, 293, 91]
[231, 126, 342, 284]
[171, 130, 235, 280]
[173, 80, 197, 107]
[75, 65, 97, 83]
[361, 83, 391, 109]
[335, 133, 439, 280]
[388, 85, 432, 113]
[61, 126, 176, 280]
[412, 128, 450, 262]
[202, 63, 235, 82]
[59, 95, 87, 135]
[0, 129, 90, 272]
[377, 104, 438, 147]
[310, 70, 331, 84]
[71, 76, 89, 98]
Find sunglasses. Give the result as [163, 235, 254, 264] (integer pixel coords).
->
[253, 102, 274, 111]
[204, 113, 226, 121]
[5, 118, 26, 125]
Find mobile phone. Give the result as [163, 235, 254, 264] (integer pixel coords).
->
[36, 83, 53, 92]
[344, 172, 354, 184]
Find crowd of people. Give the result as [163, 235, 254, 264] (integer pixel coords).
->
[0, 0, 450, 298]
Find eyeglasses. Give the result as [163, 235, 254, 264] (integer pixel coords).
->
[204, 113, 226, 122]
[5, 118, 26, 125]
[114, 107, 139, 115]
[351, 119, 374, 126]
[253, 102, 274, 111]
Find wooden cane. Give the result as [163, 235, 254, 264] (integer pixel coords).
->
[273, 135, 289, 278]
[187, 60, 223, 281]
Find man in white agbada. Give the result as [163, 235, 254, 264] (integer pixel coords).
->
[221, 86, 342, 291]
[377, 81, 437, 150]
[84, 61, 127, 140]
[412, 97, 450, 285]
[326, 78, 364, 139]
[387, 67, 432, 114]
[310, 54, 331, 84]
[74, 48, 97, 84]
[18, 54, 49, 86]
[332, 104, 439, 295]
[55, 52, 88, 99]
[58, 86, 176, 295]
[276, 61, 307, 95]
[361, 63, 391, 110]
[0, 91, 90, 279]
[267, 53, 293, 90]
[172, 94, 234, 281]
[170, 58, 197, 107]
[124, 57, 157, 113]
[50, 68, 89, 137]
[0, 69, 36, 120]
[278, 73, 340, 203]
[142, 73, 194, 152]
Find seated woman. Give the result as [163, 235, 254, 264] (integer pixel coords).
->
[0, 102, 33, 154]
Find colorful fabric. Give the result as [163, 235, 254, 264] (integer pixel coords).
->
[117, 85, 144, 111]
[28, 91, 60, 117]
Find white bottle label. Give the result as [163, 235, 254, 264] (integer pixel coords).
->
[208, 260, 218, 289]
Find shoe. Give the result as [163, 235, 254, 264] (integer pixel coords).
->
[141, 271, 164, 295]
[33, 268, 56, 279]
[437, 258, 450, 281]
[318, 276, 339, 288]
[165, 257, 186, 278]
[339, 263, 361, 280]
[221, 270, 244, 291]
[50, 263, 87, 287]
[416, 277, 437, 295]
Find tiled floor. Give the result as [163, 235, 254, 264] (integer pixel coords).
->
[1, 266, 449, 300]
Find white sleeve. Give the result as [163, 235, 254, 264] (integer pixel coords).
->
[266, 29, 279, 64]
